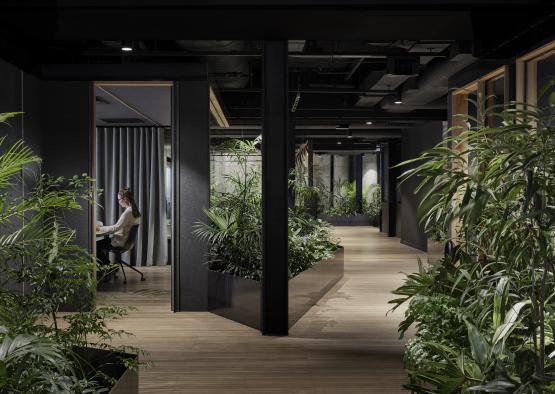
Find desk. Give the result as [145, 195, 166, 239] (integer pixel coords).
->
[96, 230, 110, 242]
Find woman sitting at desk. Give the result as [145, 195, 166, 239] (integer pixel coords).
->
[96, 187, 141, 265]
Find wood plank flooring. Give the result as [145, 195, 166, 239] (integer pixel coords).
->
[97, 226, 442, 393]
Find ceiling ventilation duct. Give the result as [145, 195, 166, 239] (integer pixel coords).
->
[176, 40, 249, 89]
[355, 58, 418, 107]
[382, 43, 476, 112]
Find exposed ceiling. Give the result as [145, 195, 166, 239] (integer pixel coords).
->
[210, 39, 467, 145]
[2, 1, 554, 148]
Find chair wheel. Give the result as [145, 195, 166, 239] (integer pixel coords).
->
[123, 280, 127, 284]
[141, 277, 145, 281]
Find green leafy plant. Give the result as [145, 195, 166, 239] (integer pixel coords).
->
[194, 138, 338, 281]
[390, 85, 555, 392]
[0, 112, 146, 393]
[325, 180, 381, 218]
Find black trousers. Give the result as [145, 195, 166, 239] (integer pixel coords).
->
[96, 237, 112, 266]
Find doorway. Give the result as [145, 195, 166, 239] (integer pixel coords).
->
[93, 81, 173, 307]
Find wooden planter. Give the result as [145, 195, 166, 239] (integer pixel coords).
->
[74, 347, 139, 394]
[207, 247, 344, 330]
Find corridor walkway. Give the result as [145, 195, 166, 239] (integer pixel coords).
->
[97, 226, 442, 393]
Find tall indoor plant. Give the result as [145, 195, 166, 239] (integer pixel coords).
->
[194, 137, 338, 280]
[0, 112, 145, 393]
[390, 88, 555, 392]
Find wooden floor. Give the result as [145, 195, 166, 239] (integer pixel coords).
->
[97, 226, 442, 393]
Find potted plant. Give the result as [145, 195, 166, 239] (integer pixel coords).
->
[195, 138, 343, 329]
[390, 87, 555, 392]
[0, 113, 146, 393]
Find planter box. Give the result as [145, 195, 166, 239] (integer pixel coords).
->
[320, 214, 379, 226]
[207, 248, 344, 330]
[289, 246, 344, 327]
[207, 269, 261, 330]
[74, 347, 138, 394]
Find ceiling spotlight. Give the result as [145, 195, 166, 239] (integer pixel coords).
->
[121, 40, 134, 52]
[347, 130, 353, 139]
[394, 90, 403, 105]
[366, 121, 373, 125]
[337, 141, 342, 145]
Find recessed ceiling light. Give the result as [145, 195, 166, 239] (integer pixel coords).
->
[121, 40, 134, 52]
[366, 121, 373, 125]
[347, 130, 353, 139]
[394, 90, 403, 105]
[337, 141, 342, 145]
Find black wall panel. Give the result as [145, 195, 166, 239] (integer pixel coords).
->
[40, 81, 93, 252]
[400, 121, 443, 251]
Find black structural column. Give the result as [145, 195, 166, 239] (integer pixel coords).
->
[262, 41, 289, 336]
[377, 148, 383, 232]
[307, 139, 317, 217]
[348, 155, 355, 183]
[173, 80, 210, 311]
[355, 154, 363, 213]
[287, 116, 296, 209]
[381, 140, 401, 237]
[329, 154, 335, 208]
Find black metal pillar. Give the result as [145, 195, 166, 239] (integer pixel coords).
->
[348, 155, 355, 183]
[307, 139, 317, 217]
[173, 80, 210, 311]
[329, 154, 335, 208]
[262, 40, 289, 336]
[376, 149, 383, 232]
[355, 154, 363, 213]
[308, 139, 314, 188]
[287, 116, 296, 209]
[385, 140, 401, 237]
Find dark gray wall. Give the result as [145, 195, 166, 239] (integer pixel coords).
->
[173, 80, 210, 311]
[0, 59, 93, 296]
[400, 121, 444, 251]
[0, 59, 24, 293]
[40, 81, 93, 251]
[0, 59, 45, 292]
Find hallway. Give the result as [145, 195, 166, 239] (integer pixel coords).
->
[97, 226, 442, 393]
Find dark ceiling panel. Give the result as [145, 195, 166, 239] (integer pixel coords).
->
[49, 10, 473, 41]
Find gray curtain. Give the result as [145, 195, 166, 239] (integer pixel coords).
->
[96, 126, 167, 266]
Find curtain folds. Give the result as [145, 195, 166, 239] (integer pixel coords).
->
[96, 126, 167, 266]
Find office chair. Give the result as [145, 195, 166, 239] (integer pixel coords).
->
[108, 224, 145, 283]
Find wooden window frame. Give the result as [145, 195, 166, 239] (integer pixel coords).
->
[516, 40, 555, 106]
